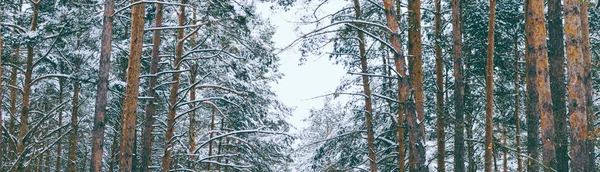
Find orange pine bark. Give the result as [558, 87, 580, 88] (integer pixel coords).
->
[68, 82, 80, 172]
[161, 1, 186, 170]
[580, 2, 595, 171]
[118, 0, 145, 171]
[484, 0, 496, 171]
[90, 0, 114, 171]
[524, 0, 556, 171]
[452, 0, 465, 171]
[352, 0, 377, 170]
[434, 0, 445, 171]
[564, 0, 588, 171]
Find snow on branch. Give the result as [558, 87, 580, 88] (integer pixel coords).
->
[31, 74, 73, 85]
[196, 85, 245, 96]
[24, 100, 72, 142]
[294, 130, 365, 151]
[113, 1, 201, 17]
[277, 20, 393, 55]
[0, 22, 26, 33]
[303, 92, 368, 100]
[140, 69, 189, 78]
[193, 128, 289, 154]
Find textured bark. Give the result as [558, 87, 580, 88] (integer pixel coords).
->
[207, 107, 216, 170]
[68, 82, 80, 172]
[189, 66, 197, 166]
[140, 2, 163, 172]
[188, 12, 198, 167]
[90, 1, 114, 171]
[580, 2, 595, 170]
[514, 33, 523, 172]
[109, 131, 119, 172]
[0, 18, 4, 165]
[502, 126, 507, 172]
[161, 1, 185, 170]
[485, 1, 496, 171]
[452, 0, 465, 171]
[406, 0, 427, 171]
[434, 0, 445, 171]
[14, 2, 38, 171]
[524, 0, 556, 171]
[9, 47, 18, 144]
[381, 0, 409, 171]
[118, 0, 145, 171]
[352, 0, 377, 171]
[524, 1, 539, 171]
[54, 79, 64, 172]
[564, 0, 588, 171]
[547, 0, 569, 171]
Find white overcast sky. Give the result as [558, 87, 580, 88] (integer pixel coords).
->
[255, 1, 347, 132]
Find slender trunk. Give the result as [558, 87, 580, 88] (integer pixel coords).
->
[89, 0, 114, 171]
[14, 2, 38, 171]
[503, 126, 508, 172]
[207, 107, 216, 171]
[118, 0, 145, 171]
[188, 11, 198, 167]
[394, 3, 406, 171]
[452, 0, 465, 171]
[434, 0, 445, 171]
[351, 0, 377, 171]
[484, 0, 496, 171]
[109, 131, 119, 172]
[381, 0, 409, 171]
[189, 66, 197, 167]
[524, 1, 539, 171]
[216, 119, 224, 171]
[68, 82, 80, 172]
[161, 1, 185, 170]
[514, 32, 523, 172]
[140, 2, 163, 172]
[580, 1, 595, 170]
[564, 0, 588, 171]
[407, 0, 427, 170]
[0, 17, 4, 166]
[525, 0, 556, 171]
[547, 0, 569, 170]
[9, 46, 18, 145]
[53, 78, 64, 172]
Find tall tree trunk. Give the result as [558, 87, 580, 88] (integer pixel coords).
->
[90, 1, 114, 171]
[68, 82, 80, 172]
[0, 17, 4, 167]
[351, 0, 377, 171]
[547, 0, 569, 171]
[161, 1, 185, 170]
[452, 0, 465, 171]
[514, 32, 523, 172]
[14, 2, 39, 171]
[140, 2, 163, 172]
[434, 0, 445, 171]
[524, 1, 539, 171]
[118, 0, 146, 171]
[188, 12, 198, 167]
[580, 1, 595, 170]
[56, 79, 64, 172]
[406, 0, 427, 170]
[109, 131, 119, 172]
[564, 0, 588, 171]
[207, 107, 216, 170]
[381, 0, 409, 171]
[524, 0, 556, 171]
[9, 46, 18, 149]
[484, 0, 496, 171]
[503, 126, 507, 172]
